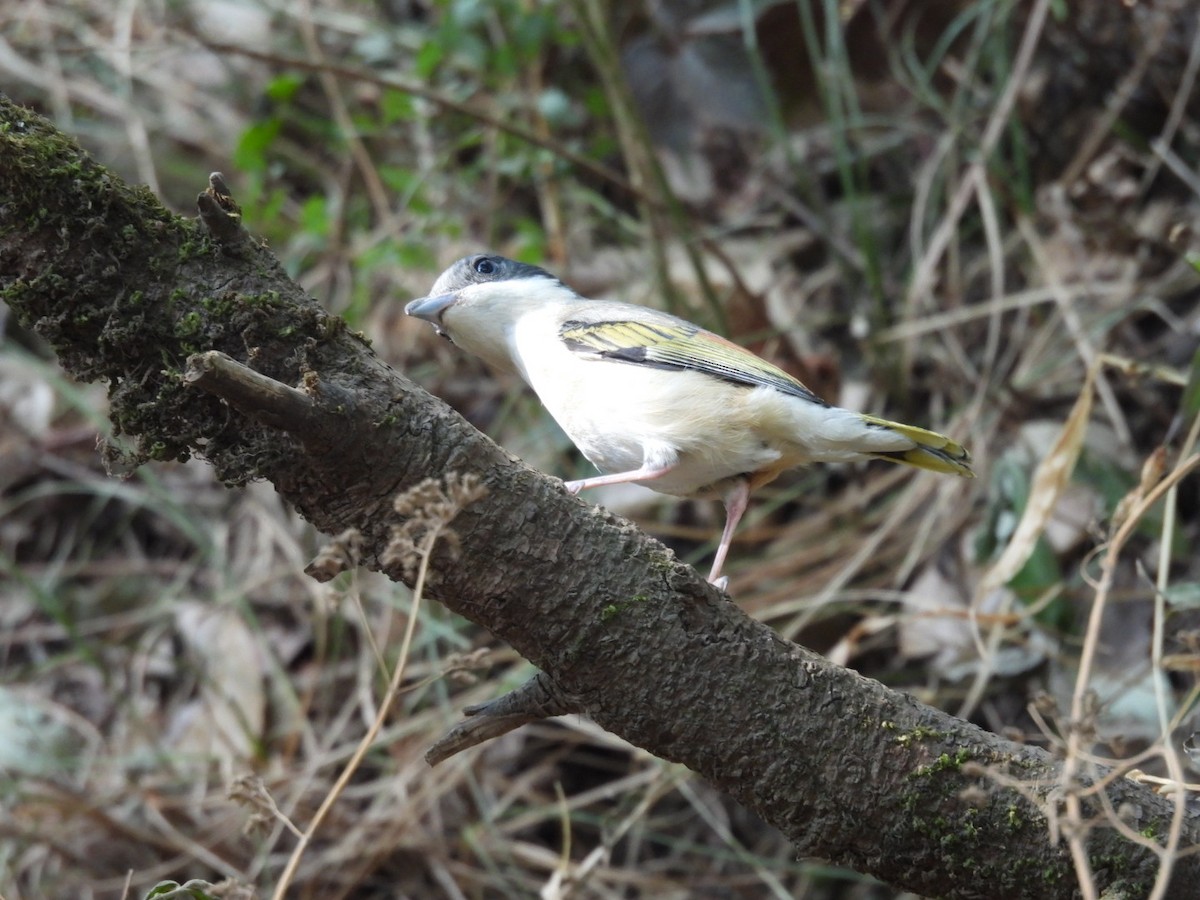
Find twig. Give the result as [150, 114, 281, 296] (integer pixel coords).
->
[1145, 411, 1200, 900]
[425, 670, 582, 766]
[184, 351, 320, 434]
[272, 500, 435, 898]
[1059, 451, 1200, 897]
[1058, 4, 1175, 187]
[904, 0, 1051, 331]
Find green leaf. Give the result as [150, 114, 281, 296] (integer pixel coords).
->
[380, 88, 415, 124]
[264, 72, 305, 102]
[233, 118, 282, 172]
[415, 41, 444, 78]
[299, 195, 329, 239]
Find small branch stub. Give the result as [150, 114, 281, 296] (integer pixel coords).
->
[184, 351, 318, 433]
[426, 671, 583, 765]
[197, 171, 247, 245]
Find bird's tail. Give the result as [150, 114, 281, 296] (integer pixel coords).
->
[859, 414, 974, 478]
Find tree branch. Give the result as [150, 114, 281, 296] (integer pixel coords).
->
[2, 93, 1196, 900]
[426, 671, 584, 766]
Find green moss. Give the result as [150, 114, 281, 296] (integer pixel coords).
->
[1088, 846, 1151, 887]
[200, 294, 239, 317]
[962, 812, 980, 838]
[1007, 803, 1023, 830]
[894, 725, 948, 746]
[244, 289, 280, 306]
[912, 747, 972, 778]
[177, 236, 208, 261]
[599, 594, 649, 622]
[175, 311, 203, 337]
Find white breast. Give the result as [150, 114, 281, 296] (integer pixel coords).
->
[509, 311, 788, 496]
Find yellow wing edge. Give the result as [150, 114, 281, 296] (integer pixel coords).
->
[560, 318, 825, 405]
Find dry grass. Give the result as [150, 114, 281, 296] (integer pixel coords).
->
[2, 0, 1199, 897]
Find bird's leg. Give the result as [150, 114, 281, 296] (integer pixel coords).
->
[563, 463, 676, 495]
[708, 478, 750, 588]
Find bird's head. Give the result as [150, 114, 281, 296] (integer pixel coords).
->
[406, 254, 572, 372]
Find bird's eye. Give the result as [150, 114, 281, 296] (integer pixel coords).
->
[473, 257, 498, 276]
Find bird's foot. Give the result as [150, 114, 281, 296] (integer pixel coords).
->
[709, 575, 729, 592]
[563, 479, 585, 495]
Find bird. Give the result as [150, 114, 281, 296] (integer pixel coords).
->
[406, 253, 973, 587]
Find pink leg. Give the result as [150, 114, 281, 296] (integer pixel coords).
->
[707, 479, 750, 586]
[564, 462, 676, 494]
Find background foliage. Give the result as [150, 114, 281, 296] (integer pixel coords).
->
[2, 0, 1198, 897]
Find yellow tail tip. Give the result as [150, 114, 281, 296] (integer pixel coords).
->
[884, 444, 975, 477]
[860, 414, 975, 478]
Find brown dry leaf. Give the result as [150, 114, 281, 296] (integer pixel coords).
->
[167, 601, 266, 778]
[898, 562, 972, 666]
[1042, 481, 1101, 553]
[826, 613, 896, 668]
[1112, 444, 1168, 531]
[977, 367, 1096, 599]
[898, 564, 1055, 680]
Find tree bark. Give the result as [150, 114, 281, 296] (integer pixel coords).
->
[2, 93, 1196, 900]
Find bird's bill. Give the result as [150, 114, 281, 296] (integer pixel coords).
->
[404, 292, 458, 323]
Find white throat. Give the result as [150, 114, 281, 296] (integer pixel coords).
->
[443, 276, 577, 377]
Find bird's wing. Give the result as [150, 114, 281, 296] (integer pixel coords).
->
[559, 315, 827, 406]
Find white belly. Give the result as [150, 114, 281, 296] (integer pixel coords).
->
[519, 348, 785, 497]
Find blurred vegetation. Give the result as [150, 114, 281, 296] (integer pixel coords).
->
[2, 0, 1199, 897]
